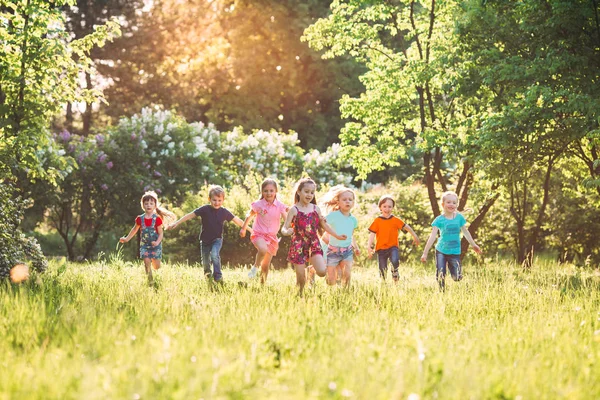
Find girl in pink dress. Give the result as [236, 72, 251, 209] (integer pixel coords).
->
[281, 177, 346, 294]
[240, 178, 288, 283]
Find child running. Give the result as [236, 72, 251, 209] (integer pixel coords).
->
[320, 185, 360, 287]
[281, 177, 346, 293]
[239, 178, 288, 283]
[120, 191, 176, 285]
[367, 195, 420, 282]
[167, 185, 249, 283]
[421, 191, 482, 291]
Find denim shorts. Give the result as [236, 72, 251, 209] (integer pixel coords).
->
[326, 246, 354, 267]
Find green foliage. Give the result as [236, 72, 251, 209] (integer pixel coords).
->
[1, 260, 599, 398]
[0, 184, 47, 278]
[0, 0, 120, 181]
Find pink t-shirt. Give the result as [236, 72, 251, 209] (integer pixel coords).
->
[251, 198, 287, 236]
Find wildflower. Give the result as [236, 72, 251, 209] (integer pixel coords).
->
[101, 184, 108, 191]
[106, 161, 114, 169]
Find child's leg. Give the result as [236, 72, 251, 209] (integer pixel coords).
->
[326, 265, 337, 286]
[200, 241, 212, 279]
[377, 249, 389, 280]
[293, 263, 307, 293]
[309, 254, 327, 277]
[435, 250, 447, 291]
[143, 258, 153, 284]
[447, 254, 462, 281]
[340, 260, 352, 287]
[336, 264, 343, 285]
[152, 259, 161, 270]
[390, 246, 400, 282]
[210, 238, 224, 282]
[252, 238, 272, 283]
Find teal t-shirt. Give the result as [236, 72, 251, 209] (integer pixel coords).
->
[432, 213, 466, 255]
[326, 210, 358, 248]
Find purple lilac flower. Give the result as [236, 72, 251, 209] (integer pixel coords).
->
[153, 171, 162, 177]
[97, 153, 107, 162]
[131, 133, 137, 140]
[144, 185, 151, 191]
[101, 184, 108, 191]
[156, 189, 162, 194]
[68, 144, 76, 153]
[59, 130, 71, 142]
[106, 161, 113, 169]
[95, 134, 105, 145]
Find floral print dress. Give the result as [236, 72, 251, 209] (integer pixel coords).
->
[287, 205, 323, 265]
[139, 214, 162, 259]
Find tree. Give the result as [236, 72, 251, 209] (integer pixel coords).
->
[304, 0, 498, 244]
[0, 0, 119, 273]
[457, 0, 600, 265]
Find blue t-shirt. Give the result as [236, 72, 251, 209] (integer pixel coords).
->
[432, 213, 466, 255]
[193, 205, 234, 243]
[326, 210, 358, 248]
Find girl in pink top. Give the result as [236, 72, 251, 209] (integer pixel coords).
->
[240, 178, 288, 283]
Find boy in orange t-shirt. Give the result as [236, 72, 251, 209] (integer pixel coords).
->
[368, 195, 420, 281]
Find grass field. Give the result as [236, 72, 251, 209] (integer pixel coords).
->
[1, 258, 599, 399]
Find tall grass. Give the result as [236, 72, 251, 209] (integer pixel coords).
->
[1, 258, 599, 399]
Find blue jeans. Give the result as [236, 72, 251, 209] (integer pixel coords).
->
[435, 250, 462, 290]
[377, 246, 399, 280]
[201, 238, 223, 281]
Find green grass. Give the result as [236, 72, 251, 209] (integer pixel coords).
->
[1, 258, 599, 399]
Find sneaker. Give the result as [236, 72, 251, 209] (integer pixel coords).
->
[248, 266, 259, 279]
[392, 269, 399, 282]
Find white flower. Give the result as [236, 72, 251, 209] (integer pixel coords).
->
[167, 142, 175, 149]
[163, 135, 172, 142]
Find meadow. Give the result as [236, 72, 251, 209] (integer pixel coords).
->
[1, 258, 599, 400]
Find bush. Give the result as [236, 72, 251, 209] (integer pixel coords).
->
[0, 184, 47, 279]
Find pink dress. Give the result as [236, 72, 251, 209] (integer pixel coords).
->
[250, 198, 287, 256]
[287, 205, 323, 265]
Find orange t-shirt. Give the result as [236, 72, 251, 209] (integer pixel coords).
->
[368, 215, 405, 250]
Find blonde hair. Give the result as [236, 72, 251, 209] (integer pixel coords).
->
[259, 178, 279, 200]
[208, 185, 225, 198]
[441, 191, 458, 204]
[140, 191, 176, 224]
[292, 177, 317, 205]
[320, 185, 355, 213]
[378, 195, 395, 208]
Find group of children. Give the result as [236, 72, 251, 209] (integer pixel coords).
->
[120, 177, 482, 291]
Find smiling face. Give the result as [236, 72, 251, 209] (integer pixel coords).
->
[442, 193, 458, 214]
[210, 194, 224, 209]
[297, 183, 316, 205]
[262, 183, 277, 203]
[338, 191, 355, 213]
[379, 199, 394, 217]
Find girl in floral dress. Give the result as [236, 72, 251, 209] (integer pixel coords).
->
[281, 177, 346, 294]
[120, 191, 176, 285]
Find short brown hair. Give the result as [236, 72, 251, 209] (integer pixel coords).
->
[208, 185, 225, 198]
[378, 195, 395, 208]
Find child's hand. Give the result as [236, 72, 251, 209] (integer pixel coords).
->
[413, 238, 420, 246]
[151, 241, 159, 247]
[281, 227, 292, 236]
[239, 228, 246, 238]
[367, 247, 374, 258]
[119, 237, 127, 243]
[337, 234, 347, 241]
[354, 247, 361, 257]
[472, 244, 482, 255]
[420, 254, 427, 262]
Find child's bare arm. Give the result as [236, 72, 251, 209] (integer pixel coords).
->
[120, 224, 140, 243]
[281, 207, 297, 236]
[367, 232, 376, 257]
[317, 207, 346, 241]
[166, 212, 196, 230]
[403, 224, 420, 246]
[420, 227, 439, 262]
[461, 226, 482, 254]
[352, 233, 360, 256]
[232, 216, 253, 234]
[239, 210, 256, 237]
